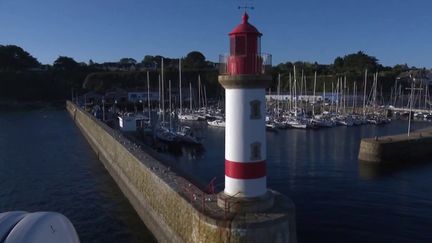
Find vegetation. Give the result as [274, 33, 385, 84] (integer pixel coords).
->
[0, 45, 40, 70]
[0, 44, 426, 101]
[270, 51, 412, 94]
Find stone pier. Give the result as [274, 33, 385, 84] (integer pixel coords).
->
[358, 128, 432, 163]
[66, 101, 296, 243]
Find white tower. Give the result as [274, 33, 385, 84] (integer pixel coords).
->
[218, 13, 272, 200]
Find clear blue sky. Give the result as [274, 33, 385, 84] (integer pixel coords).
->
[1, 0, 432, 67]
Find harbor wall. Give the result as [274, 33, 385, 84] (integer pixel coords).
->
[358, 129, 432, 163]
[66, 101, 296, 243]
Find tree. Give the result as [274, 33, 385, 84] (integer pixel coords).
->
[141, 55, 154, 64]
[119, 58, 137, 65]
[183, 51, 206, 69]
[141, 55, 158, 69]
[393, 64, 409, 73]
[333, 57, 344, 70]
[0, 45, 40, 70]
[53, 56, 79, 70]
[333, 51, 380, 75]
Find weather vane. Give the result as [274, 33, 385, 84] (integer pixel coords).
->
[238, 0, 254, 12]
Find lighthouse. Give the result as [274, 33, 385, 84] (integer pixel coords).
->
[218, 12, 272, 202]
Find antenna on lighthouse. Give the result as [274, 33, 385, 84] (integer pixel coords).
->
[238, 0, 254, 12]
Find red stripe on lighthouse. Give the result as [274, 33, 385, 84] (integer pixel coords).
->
[225, 160, 266, 179]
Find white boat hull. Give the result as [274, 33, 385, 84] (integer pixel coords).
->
[0, 211, 80, 243]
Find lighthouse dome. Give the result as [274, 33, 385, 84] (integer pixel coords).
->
[229, 13, 262, 36]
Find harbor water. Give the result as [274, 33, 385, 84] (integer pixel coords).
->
[1, 107, 432, 242]
[0, 109, 156, 243]
[156, 116, 432, 243]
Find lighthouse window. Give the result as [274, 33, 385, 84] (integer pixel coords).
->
[250, 100, 261, 119]
[235, 36, 246, 55]
[230, 37, 235, 54]
[250, 142, 262, 161]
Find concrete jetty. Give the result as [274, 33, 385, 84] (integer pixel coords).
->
[358, 128, 432, 163]
[66, 101, 296, 243]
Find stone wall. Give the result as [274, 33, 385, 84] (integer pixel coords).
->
[359, 129, 432, 163]
[66, 101, 296, 243]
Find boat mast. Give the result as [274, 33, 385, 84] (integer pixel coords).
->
[161, 58, 165, 123]
[331, 81, 334, 113]
[277, 73, 281, 117]
[147, 71, 151, 122]
[169, 79, 172, 131]
[335, 78, 339, 114]
[363, 69, 368, 118]
[293, 66, 298, 117]
[201, 80, 206, 109]
[179, 58, 182, 114]
[344, 76, 347, 115]
[289, 72, 292, 112]
[407, 80, 415, 136]
[304, 74, 307, 99]
[313, 71, 317, 117]
[347, 85, 350, 115]
[340, 77, 343, 114]
[323, 81, 326, 114]
[268, 87, 271, 111]
[425, 81, 428, 110]
[341, 76, 344, 114]
[426, 84, 430, 113]
[373, 73, 377, 111]
[158, 74, 161, 113]
[393, 78, 399, 106]
[353, 82, 356, 114]
[398, 84, 402, 108]
[198, 75, 201, 110]
[390, 87, 394, 108]
[426, 84, 431, 114]
[300, 69, 304, 99]
[189, 82, 192, 111]
[204, 85, 208, 110]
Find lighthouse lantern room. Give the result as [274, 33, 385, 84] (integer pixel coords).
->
[227, 13, 262, 75]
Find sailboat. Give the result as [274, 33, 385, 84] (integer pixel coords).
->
[178, 82, 201, 121]
[310, 71, 334, 128]
[177, 62, 202, 121]
[155, 58, 177, 143]
[174, 61, 202, 144]
[286, 65, 309, 129]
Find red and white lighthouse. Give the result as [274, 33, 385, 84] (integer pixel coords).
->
[218, 12, 272, 199]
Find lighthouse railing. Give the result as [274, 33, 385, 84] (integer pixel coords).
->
[219, 53, 272, 75]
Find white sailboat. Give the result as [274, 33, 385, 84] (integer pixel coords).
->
[155, 58, 177, 143]
[207, 119, 225, 128]
[178, 82, 201, 121]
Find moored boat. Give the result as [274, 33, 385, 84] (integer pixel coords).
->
[207, 119, 225, 128]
